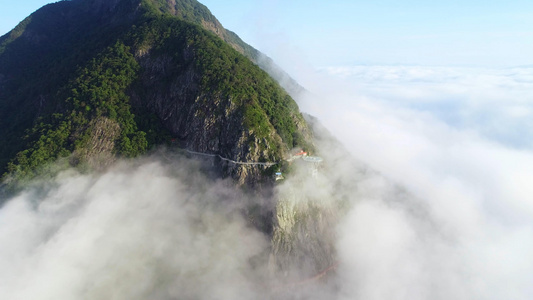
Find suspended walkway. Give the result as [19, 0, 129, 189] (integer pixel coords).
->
[184, 150, 279, 167]
[184, 149, 324, 167]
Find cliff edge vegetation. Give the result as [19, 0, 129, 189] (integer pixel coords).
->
[0, 0, 312, 186]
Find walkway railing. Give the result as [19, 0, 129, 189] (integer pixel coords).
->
[184, 150, 279, 167]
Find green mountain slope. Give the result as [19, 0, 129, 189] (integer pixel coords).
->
[0, 0, 312, 185]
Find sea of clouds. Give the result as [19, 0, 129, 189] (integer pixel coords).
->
[296, 65, 533, 299]
[0, 158, 274, 299]
[0, 65, 532, 300]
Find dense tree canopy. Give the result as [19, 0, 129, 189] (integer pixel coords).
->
[0, 0, 311, 182]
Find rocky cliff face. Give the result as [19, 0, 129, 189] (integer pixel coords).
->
[0, 0, 312, 186]
[0, 0, 343, 287]
[133, 51, 270, 185]
[71, 117, 122, 170]
[270, 164, 339, 279]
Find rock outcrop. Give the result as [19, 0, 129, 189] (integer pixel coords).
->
[0, 0, 312, 185]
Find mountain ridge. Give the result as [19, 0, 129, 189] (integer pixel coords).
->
[0, 0, 312, 186]
[0, 1, 344, 288]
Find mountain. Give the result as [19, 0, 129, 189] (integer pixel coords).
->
[0, 0, 312, 186]
[0, 1, 347, 292]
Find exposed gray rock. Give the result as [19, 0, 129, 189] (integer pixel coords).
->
[132, 48, 281, 185]
[72, 117, 121, 170]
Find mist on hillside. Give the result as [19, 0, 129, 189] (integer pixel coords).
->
[0, 149, 350, 299]
[1, 64, 533, 300]
[0, 156, 279, 299]
[297, 65, 533, 300]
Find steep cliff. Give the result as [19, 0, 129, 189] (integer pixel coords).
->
[0, 0, 312, 185]
[0, 0, 348, 288]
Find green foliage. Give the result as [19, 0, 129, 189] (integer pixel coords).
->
[4, 41, 148, 180]
[0, 0, 130, 175]
[6, 116, 72, 178]
[0, 0, 311, 182]
[119, 131, 148, 157]
[123, 15, 309, 160]
[141, 0, 217, 24]
[65, 41, 147, 157]
[67, 42, 138, 115]
[0, 16, 32, 54]
[132, 108, 173, 148]
[190, 27, 306, 150]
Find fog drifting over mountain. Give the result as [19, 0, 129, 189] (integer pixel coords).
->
[1, 65, 532, 299]
[297, 65, 533, 299]
[0, 158, 274, 299]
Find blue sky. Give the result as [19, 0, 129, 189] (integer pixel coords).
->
[1, 0, 533, 68]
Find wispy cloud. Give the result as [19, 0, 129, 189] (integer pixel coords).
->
[295, 65, 533, 299]
[1, 63, 532, 299]
[0, 158, 270, 299]
[315, 65, 533, 149]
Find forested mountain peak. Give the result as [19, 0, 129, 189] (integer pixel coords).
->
[0, 0, 312, 187]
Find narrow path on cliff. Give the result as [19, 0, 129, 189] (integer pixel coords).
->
[168, 146, 323, 168]
[184, 150, 279, 166]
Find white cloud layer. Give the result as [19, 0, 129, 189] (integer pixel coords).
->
[0, 159, 270, 300]
[320, 65, 533, 149]
[296, 65, 533, 299]
[1, 65, 532, 299]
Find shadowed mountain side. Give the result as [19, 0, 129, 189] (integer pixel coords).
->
[0, 0, 311, 186]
